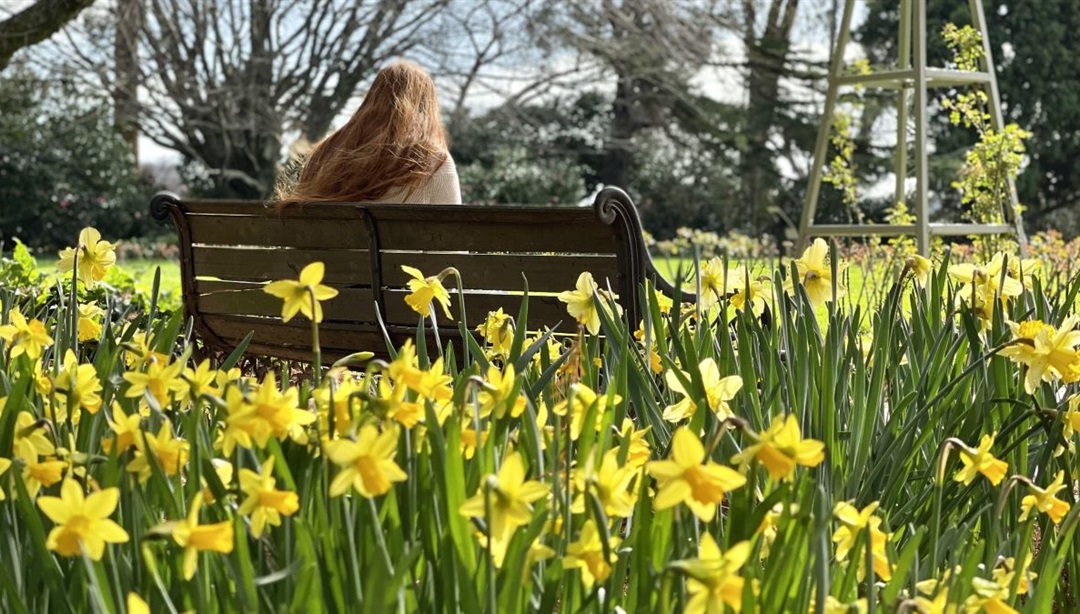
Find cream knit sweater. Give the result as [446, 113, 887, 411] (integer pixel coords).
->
[378, 153, 462, 204]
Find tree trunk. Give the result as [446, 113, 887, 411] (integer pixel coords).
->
[113, 0, 141, 162]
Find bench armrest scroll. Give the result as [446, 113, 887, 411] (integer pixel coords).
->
[591, 187, 695, 318]
[150, 191, 183, 224]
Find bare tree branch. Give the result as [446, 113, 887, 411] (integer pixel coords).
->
[0, 0, 95, 70]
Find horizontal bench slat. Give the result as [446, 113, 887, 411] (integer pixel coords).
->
[202, 315, 385, 352]
[381, 289, 585, 332]
[193, 247, 372, 286]
[187, 214, 372, 249]
[375, 219, 617, 253]
[197, 284, 375, 322]
[381, 252, 619, 293]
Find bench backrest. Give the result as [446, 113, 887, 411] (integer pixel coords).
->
[150, 188, 669, 363]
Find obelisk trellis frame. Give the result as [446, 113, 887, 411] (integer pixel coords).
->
[796, 0, 1027, 257]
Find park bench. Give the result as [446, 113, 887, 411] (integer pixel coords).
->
[149, 187, 678, 364]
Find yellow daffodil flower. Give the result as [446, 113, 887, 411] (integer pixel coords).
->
[477, 363, 526, 420]
[52, 350, 103, 415]
[104, 402, 142, 455]
[571, 449, 639, 518]
[476, 308, 513, 355]
[127, 420, 190, 482]
[906, 254, 933, 286]
[123, 356, 186, 408]
[999, 316, 1080, 394]
[676, 535, 751, 614]
[401, 265, 452, 319]
[699, 257, 728, 310]
[76, 303, 105, 342]
[180, 359, 219, 406]
[789, 238, 846, 306]
[731, 414, 825, 481]
[263, 261, 339, 323]
[324, 425, 408, 497]
[832, 500, 893, 581]
[1019, 470, 1070, 524]
[0, 307, 54, 360]
[953, 433, 1008, 486]
[662, 358, 742, 422]
[460, 451, 549, 564]
[553, 383, 621, 441]
[948, 252, 1023, 322]
[37, 480, 128, 560]
[15, 411, 56, 457]
[563, 519, 619, 589]
[963, 576, 1018, 614]
[647, 427, 746, 521]
[0, 458, 10, 500]
[57, 227, 116, 288]
[171, 495, 235, 580]
[225, 373, 314, 450]
[127, 593, 150, 614]
[237, 459, 300, 537]
[557, 272, 621, 335]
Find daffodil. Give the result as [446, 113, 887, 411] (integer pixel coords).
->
[126, 420, 190, 482]
[127, 593, 150, 614]
[76, 303, 105, 342]
[553, 383, 621, 441]
[953, 433, 1008, 486]
[662, 358, 742, 422]
[237, 459, 300, 537]
[324, 425, 408, 497]
[477, 363, 526, 419]
[179, 359, 219, 406]
[0, 307, 54, 360]
[0, 457, 12, 500]
[171, 495, 234, 580]
[647, 427, 746, 521]
[832, 500, 893, 581]
[52, 350, 103, 415]
[992, 555, 1036, 597]
[699, 257, 728, 309]
[16, 439, 66, 498]
[1019, 470, 1070, 524]
[557, 272, 621, 335]
[727, 268, 769, 316]
[38, 480, 128, 560]
[563, 519, 619, 589]
[224, 373, 314, 450]
[401, 265, 452, 319]
[57, 227, 116, 288]
[906, 254, 933, 286]
[999, 316, 1080, 394]
[789, 238, 845, 306]
[571, 449, 639, 518]
[476, 308, 513, 355]
[460, 451, 549, 564]
[263, 261, 339, 323]
[948, 252, 1023, 322]
[731, 414, 825, 481]
[676, 535, 751, 614]
[103, 402, 142, 455]
[963, 577, 1018, 614]
[123, 356, 186, 408]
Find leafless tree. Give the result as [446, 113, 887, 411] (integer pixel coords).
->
[0, 0, 95, 70]
[531, 0, 721, 189]
[138, 0, 454, 198]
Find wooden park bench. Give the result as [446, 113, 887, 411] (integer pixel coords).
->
[149, 187, 678, 364]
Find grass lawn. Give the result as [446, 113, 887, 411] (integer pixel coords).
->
[37, 256, 183, 298]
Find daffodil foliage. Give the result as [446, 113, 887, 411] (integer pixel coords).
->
[0, 228, 1079, 612]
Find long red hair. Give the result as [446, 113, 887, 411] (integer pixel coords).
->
[278, 61, 447, 203]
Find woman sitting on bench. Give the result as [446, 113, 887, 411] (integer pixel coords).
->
[277, 60, 461, 205]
